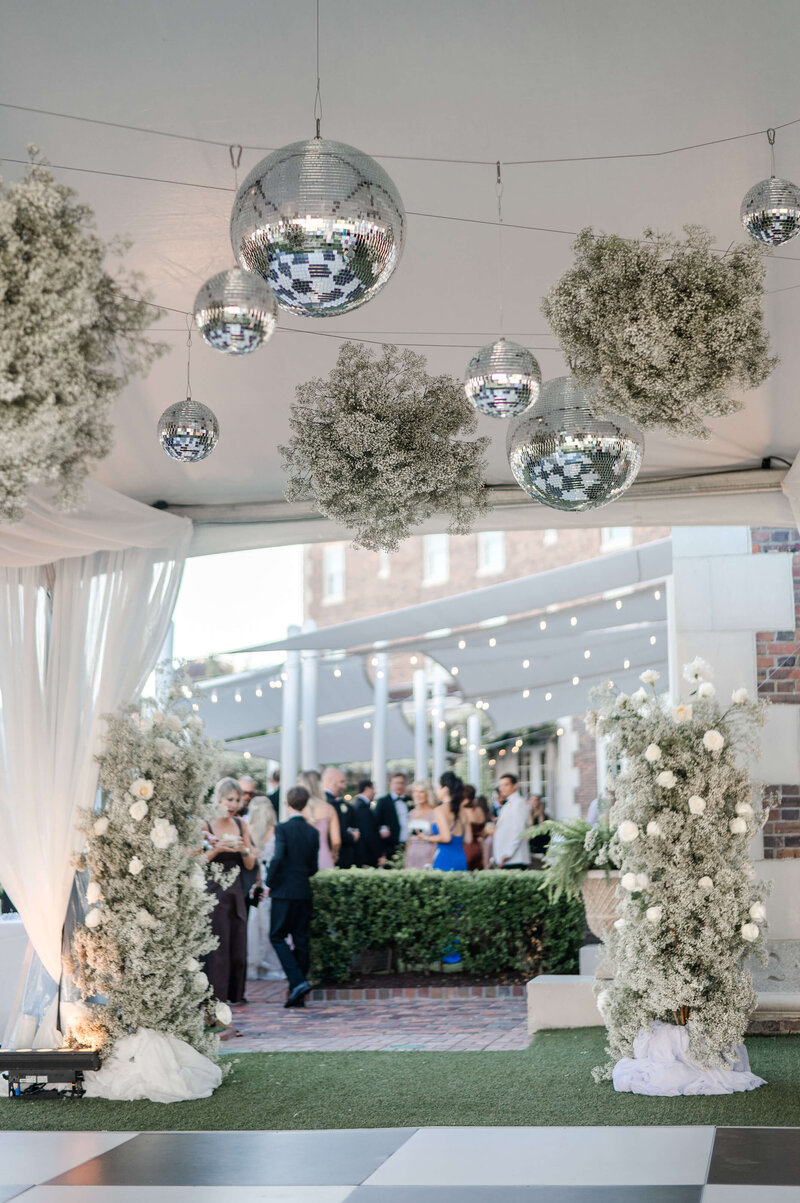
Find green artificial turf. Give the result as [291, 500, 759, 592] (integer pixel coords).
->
[1, 1028, 798, 1131]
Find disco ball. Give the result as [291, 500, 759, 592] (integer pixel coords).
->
[464, 339, 542, 418]
[740, 176, 800, 245]
[230, 137, 405, 317]
[158, 399, 219, 463]
[507, 375, 644, 512]
[193, 267, 278, 354]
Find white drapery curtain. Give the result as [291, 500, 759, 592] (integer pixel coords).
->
[0, 483, 191, 1036]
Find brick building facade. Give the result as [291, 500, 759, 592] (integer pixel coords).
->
[751, 526, 800, 859]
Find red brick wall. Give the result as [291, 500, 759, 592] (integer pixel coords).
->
[763, 784, 800, 859]
[751, 527, 800, 704]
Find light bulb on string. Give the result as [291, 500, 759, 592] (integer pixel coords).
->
[464, 162, 541, 418]
[741, 128, 800, 246]
[158, 317, 219, 462]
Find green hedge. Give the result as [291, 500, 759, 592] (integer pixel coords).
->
[309, 868, 585, 984]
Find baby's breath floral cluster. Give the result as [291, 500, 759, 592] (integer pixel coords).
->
[280, 341, 490, 551]
[585, 658, 769, 1080]
[542, 227, 775, 438]
[0, 150, 163, 522]
[69, 698, 226, 1057]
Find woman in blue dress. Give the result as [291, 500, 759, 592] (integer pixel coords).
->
[424, 771, 472, 871]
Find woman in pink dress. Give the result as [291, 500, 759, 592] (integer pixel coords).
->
[298, 770, 341, 869]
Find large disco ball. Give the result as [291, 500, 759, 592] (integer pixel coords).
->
[741, 176, 800, 245]
[230, 137, 405, 317]
[507, 375, 643, 512]
[193, 267, 278, 354]
[464, 339, 541, 418]
[158, 399, 219, 462]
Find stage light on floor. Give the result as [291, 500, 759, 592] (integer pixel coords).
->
[0, 1048, 101, 1100]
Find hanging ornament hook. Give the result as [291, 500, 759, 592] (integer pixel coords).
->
[185, 313, 193, 400]
[495, 161, 505, 339]
[229, 143, 242, 193]
[314, 0, 323, 138]
[767, 127, 776, 176]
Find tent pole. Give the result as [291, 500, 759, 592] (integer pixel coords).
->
[431, 675, 447, 787]
[413, 667, 429, 782]
[467, 713, 481, 791]
[372, 651, 389, 796]
[301, 619, 318, 772]
[280, 624, 301, 820]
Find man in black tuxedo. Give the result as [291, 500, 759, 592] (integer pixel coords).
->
[321, 765, 360, 869]
[266, 786, 320, 1008]
[374, 771, 412, 863]
[352, 779, 381, 868]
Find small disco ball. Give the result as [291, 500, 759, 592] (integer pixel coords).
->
[464, 339, 542, 418]
[230, 137, 405, 317]
[507, 375, 643, 512]
[740, 176, 800, 245]
[158, 399, 219, 462]
[193, 267, 278, 354]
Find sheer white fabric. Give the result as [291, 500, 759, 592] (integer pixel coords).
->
[0, 497, 190, 1001]
[613, 1020, 766, 1096]
[84, 1028, 221, 1103]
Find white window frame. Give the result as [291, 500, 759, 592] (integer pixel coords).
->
[422, 533, 450, 586]
[477, 531, 506, 576]
[321, 543, 346, 604]
[601, 527, 633, 553]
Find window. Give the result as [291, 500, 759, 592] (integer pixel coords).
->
[322, 543, 346, 603]
[377, 549, 391, 580]
[601, 527, 633, 553]
[543, 529, 558, 547]
[477, 531, 506, 576]
[422, 533, 449, 585]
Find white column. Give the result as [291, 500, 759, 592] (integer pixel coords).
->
[372, 651, 389, 796]
[300, 618, 318, 771]
[431, 677, 447, 786]
[413, 667, 429, 781]
[280, 624, 301, 821]
[467, 713, 481, 790]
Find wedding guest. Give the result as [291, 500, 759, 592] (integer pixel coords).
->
[462, 786, 488, 871]
[322, 765, 360, 869]
[422, 771, 471, 871]
[404, 778, 436, 869]
[492, 773, 531, 869]
[527, 794, 550, 869]
[239, 775, 277, 852]
[242, 777, 283, 982]
[267, 785, 320, 1008]
[268, 768, 280, 812]
[299, 770, 340, 869]
[203, 777, 257, 1007]
[374, 771, 411, 861]
[352, 779, 381, 868]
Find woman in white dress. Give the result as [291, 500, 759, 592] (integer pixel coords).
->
[245, 791, 285, 981]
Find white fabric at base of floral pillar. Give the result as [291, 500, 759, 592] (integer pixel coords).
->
[0, 483, 191, 1040]
[613, 1021, 765, 1096]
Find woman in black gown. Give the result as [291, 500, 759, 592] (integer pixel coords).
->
[203, 777, 257, 1006]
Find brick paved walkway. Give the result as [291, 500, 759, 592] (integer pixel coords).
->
[228, 980, 530, 1052]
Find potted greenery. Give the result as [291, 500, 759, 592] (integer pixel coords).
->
[537, 813, 621, 941]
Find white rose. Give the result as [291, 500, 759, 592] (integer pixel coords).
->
[698, 682, 716, 698]
[732, 688, 749, 705]
[656, 770, 676, 788]
[85, 908, 102, 929]
[703, 729, 724, 753]
[617, 820, 639, 843]
[596, 989, 610, 1015]
[128, 856, 144, 876]
[639, 670, 660, 685]
[151, 711, 166, 726]
[136, 908, 158, 928]
[729, 817, 748, 835]
[194, 971, 209, 991]
[215, 1002, 232, 1025]
[698, 876, 714, 892]
[129, 799, 149, 821]
[154, 737, 177, 758]
[190, 866, 206, 891]
[683, 656, 713, 683]
[743, 862, 755, 881]
[186, 956, 200, 972]
[741, 922, 760, 943]
[166, 714, 183, 732]
[630, 688, 648, 707]
[673, 704, 693, 724]
[646, 820, 663, 837]
[187, 715, 203, 732]
[644, 743, 662, 763]
[129, 778, 154, 801]
[93, 816, 109, 836]
[621, 872, 638, 891]
[614, 693, 628, 709]
[688, 795, 706, 815]
[613, 918, 627, 930]
[86, 881, 103, 905]
[735, 801, 754, 817]
[749, 901, 767, 922]
[646, 905, 663, 924]
[150, 818, 178, 850]
[636, 873, 649, 890]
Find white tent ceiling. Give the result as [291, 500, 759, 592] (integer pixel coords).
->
[228, 704, 415, 763]
[2, 1, 800, 550]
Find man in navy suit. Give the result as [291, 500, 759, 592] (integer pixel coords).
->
[352, 779, 381, 868]
[374, 771, 412, 862]
[266, 785, 320, 1008]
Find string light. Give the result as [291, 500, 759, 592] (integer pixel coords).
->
[363, 721, 371, 729]
[460, 737, 467, 746]
[451, 727, 459, 737]
[623, 659, 631, 669]
[192, 703, 199, 711]
[489, 637, 497, 647]
[489, 758, 496, 766]
[438, 721, 446, 729]
[545, 691, 552, 701]
[556, 727, 564, 736]
[570, 616, 577, 627]
[281, 672, 288, 682]
[255, 688, 263, 697]
[451, 666, 459, 675]
[480, 748, 487, 756]
[522, 658, 530, 668]
[333, 668, 342, 677]
[650, 635, 657, 645]
[499, 748, 506, 756]
[410, 656, 418, 665]
[615, 600, 623, 610]
[243, 751, 251, 760]
[572, 676, 580, 685]
[234, 693, 242, 702]
[469, 743, 476, 751]
[377, 670, 385, 679]
[539, 620, 547, 630]
[654, 589, 662, 600]
[458, 639, 466, 650]
[523, 689, 530, 698]
[584, 650, 591, 659]
[211, 694, 218, 703]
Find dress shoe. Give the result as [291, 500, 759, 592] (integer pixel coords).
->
[284, 980, 312, 1008]
[283, 994, 306, 1008]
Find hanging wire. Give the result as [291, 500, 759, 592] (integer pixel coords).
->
[767, 127, 776, 177]
[185, 315, 193, 399]
[314, 0, 323, 138]
[496, 160, 505, 338]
